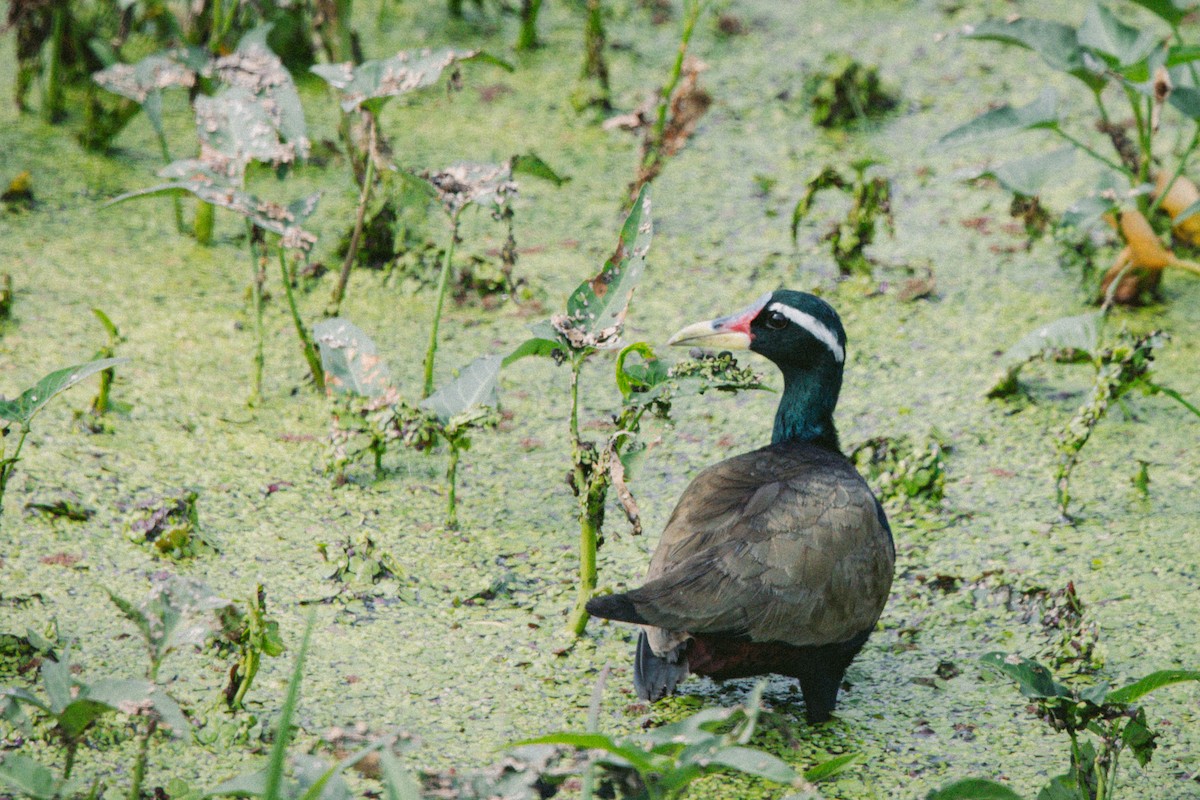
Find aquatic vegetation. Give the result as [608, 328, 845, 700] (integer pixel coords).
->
[124, 489, 216, 559]
[0, 358, 127, 526]
[312, 48, 511, 314]
[507, 188, 762, 636]
[523, 680, 854, 799]
[791, 159, 894, 275]
[208, 585, 285, 712]
[850, 431, 947, 512]
[944, 3, 1200, 304]
[988, 312, 1200, 516]
[315, 318, 503, 529]
[805, 53, 898, 129]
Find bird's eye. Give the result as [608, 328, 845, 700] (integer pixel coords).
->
[765, 310, 788, 330]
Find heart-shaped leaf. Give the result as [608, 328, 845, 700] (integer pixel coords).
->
[313, 319, 394, 397]
[312, 49, 511, 114]
[940, 89, 1061, 148]
[419, 355, 502, 424]
[0, 358, 129, 427]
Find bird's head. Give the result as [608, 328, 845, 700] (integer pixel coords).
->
[667, 289, 846, 372]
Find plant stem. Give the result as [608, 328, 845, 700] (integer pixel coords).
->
[516, 0, 543, 50]
[445, 440, 460, 529]
[330, 112, 378, 316]
[582, 0, 611, 108]
[154, 130, 185, 233]
[0, 427, 29, 522]
[646, 0, 702, 169]
[128, 718, 157, 800]
[194, 201, 214, 245]
[279, 249, 326, 392]
[248, 225, 265, 407]
[63, 739, 78, 781]
[569, 490, 601, 637]
[43, 2, 66, 124]
[1053, 128, 1129, 176]
[422, 209, 461, 398]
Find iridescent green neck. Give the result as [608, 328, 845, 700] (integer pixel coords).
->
[772, 363, 842, 451]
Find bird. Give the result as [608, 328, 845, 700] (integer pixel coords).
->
[586, 289, 894, 723]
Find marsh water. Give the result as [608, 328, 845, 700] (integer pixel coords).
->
[1, 0, 1199, 797]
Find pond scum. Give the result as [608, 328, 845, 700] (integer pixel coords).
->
[1, 1, 1200, 799]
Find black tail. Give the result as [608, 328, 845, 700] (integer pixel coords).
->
[586, 592, 649, 625]
[633, 631, 688, 702]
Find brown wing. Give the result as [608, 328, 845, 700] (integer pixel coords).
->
[632, 440, 894, 649]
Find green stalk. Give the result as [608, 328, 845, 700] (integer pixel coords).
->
[567, 355, 599, 637]
[422, 209, 461, 398]
[62, 739, 78, 781]
[445, 440, 460, 529]
[582, 0, 611, 108]
[1053, 128, 1129, 176]
[1148, 123, 1200, 217]
[264, 615, 314, 800]
[329, 113, 377, 316]
[0, 427, 30, 521]
[279, 249, 325, 392]
[127, 719, 157, 800]
[248, 226, 265, 407]
[648, 0, 702, 161]
[194, 201, 215, 245]
[516, 0, 543, 51]
[154, 130, 184, 233]
[43, 2, 66, 124]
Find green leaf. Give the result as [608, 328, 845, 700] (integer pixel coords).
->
[965, 18, 1104, 89]
[988, 313, 1103, 397]
[1061, 194, 1118, 229]
[556, 185, 652, 351]
[56, 698, 117, 738]
[312, 319, 393, 397]
[0, 753, 59, 800]
[263, 615, 315, 800]
[0, 358, 129, 427]
[1035, 775, 1080, 800]
[509, 153, 570, 186]
[804, 752, 861, 783]
[93, 52, 196, 139]
[312, 49, 511, 113]
[215, 24, 309, 160]
[1169, 85, 1200, 119]
[515, 732, 659, 774]
[927, 778, 1027, 800]
[207, 769, 268, 797]
[980, 653, 1071, 700]
[194, 87, 301, 174]
[1106, 669, 1200, 704]
[421, 162, 517, 215]
[1129, 0, 1196, 26]
[1078, 5, 1159, 67]
[419, 355, 502, 424]
[502, 336, 562, 367]
[705, 746, 799, 784]
[85, 679, 190, 735]
[615, 342, 669, 398]
[377, 750, 421, 800]
[982, 147, 1076, 197]
[940, 89, 1061, 148]
[39, 657, 74, 714]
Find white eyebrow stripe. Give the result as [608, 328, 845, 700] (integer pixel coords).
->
[768, 302, 845, 363]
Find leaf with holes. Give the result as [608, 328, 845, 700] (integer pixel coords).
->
[93, 52, 197, 139]
[313, 319, 394, 398]
[419, 355, 502, 424]
[312, 49, 512, 114]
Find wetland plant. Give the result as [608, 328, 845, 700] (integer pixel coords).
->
[931, 654, 1200, 800]
[988, 312, 1200, 517]
[0, 358, 128, 525]
[850, 431, 947, 513]
[506, 187, 762, 636]
[125, 489, 216, 559]
[791, 159, 894, 276]
[523, 680, 854, 799]
[315, 317, 503, 529]
[943, 3, 1200, 304]
[209, 585, 285, 712]
[311, 48, 511, 314]
[804, 54, 898, 129]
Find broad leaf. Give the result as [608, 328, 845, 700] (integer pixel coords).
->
[510, 153, 570, 186]
[926, 778, 1026, 800]
[419, 355, 502, 423]
[0, 753, 59, 800]
[0, 358, 129, 427]
[988, 312, 1103, 396]
[93, 52, 196, 138]
[966, 17, 1104, 89]
[195, 87, 301, 176]
[377, 750, 422, 800]
[207, 768, 268, 797]
[804, 752, 861, 783]
[516, 732, 658, 774]
[1061, 193, 1118, 229]
[705, 746, 799, 784]
[106, 167, 319, 252]
[1078, 4, 1160, 67]
[1129, 0, 1197, 26]
[1106, 669, 1200, 704]
[1169, 85, 1200, 119]
[313, 319, 393, 397]
[212, 24, 309, 160]
[39, 657, 73, 714]
[85, 678, 190, 735]
[502, 336, 561, 367]
[55, 697, 117, 738]
[555, 185, 652, 350]
[312, 49, 511, 114]
[983, 147, 1076, 197]
[421, 162, 516, 216]
[940, 89, 1060, 148]
[980, 652, 1071, 699]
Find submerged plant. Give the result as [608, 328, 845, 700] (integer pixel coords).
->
[943, 3, 1200, 304]
[312, 48, 511, 314]
[0, 358, 128, 526]
[988, 312, 1200, 517]
[791, 159, 894, 275]
[507, 187, 763, 636]
[315, 318, 503, 529]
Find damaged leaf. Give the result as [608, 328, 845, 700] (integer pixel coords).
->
[312, 49, 512, 114]
[313, 319, 394, 398]
[419, 355, 502, 425]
